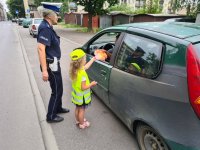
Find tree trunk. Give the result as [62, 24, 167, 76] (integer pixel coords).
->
[88, 13, 92, 32]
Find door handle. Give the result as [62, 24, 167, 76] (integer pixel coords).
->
[100, 70, 107, 76]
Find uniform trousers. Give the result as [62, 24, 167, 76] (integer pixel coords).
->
[47, 63, 63, 120]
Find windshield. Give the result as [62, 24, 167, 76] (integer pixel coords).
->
[34, 19, 43, 24]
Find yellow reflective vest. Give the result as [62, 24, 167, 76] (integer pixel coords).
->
[71, 68, 91, 105]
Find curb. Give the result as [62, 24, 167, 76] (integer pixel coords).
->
[16, 25, 59, 150]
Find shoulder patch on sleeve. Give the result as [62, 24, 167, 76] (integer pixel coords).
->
[39, 36, 49, 41]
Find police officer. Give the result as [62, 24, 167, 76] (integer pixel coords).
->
[37, 9, 70, 123]
[127, 46, 146, 75]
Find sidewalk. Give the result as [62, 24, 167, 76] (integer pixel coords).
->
[0, 22, 57, 150]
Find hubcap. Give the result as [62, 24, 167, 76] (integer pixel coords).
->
[143, 130, 167, 150]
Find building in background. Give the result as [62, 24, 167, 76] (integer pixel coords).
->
[28, 0, 40, 18]
[0, 3, 6, 21]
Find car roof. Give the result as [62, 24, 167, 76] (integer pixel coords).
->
[32, 18, 43, 20]
[107, 22, 200, 39]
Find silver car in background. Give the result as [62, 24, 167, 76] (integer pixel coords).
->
[29, 18, 43, 38]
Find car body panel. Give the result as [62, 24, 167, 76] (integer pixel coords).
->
[164, 17, 196, 23]
[185, 35, 200, 43]
[29, 18, 43, 37]
[87, 55, 112, 105]
[22, 18, 32, 28]
[82, 22, 200, 150]
[18, 18, 24, 25]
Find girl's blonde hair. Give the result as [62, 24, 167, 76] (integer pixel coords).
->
[69, 56, 85, 80]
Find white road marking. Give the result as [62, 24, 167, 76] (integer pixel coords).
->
[60, 36, 82, 46]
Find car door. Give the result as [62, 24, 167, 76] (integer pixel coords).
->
[85, 31, 122, 105]
[109, 32, 163, 125]
[87, 55, 112, 105]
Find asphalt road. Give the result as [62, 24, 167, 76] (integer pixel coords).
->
[0, 22, 45, 150]
[17, 22, 139, 150]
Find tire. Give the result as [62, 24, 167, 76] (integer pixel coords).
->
[136, 124, 169, 150]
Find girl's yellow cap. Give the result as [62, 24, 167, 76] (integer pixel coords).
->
[70, 49, 86, 61]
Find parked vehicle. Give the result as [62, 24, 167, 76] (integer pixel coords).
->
[22, 18, 32, 28]
[78, 22, 200, 150]
[29, 18, 43, 38]
[17, 18, 24, 25]
[11, 18, 17, 22]
[15, 18, 18, 23]
[164, 17, 195, 23]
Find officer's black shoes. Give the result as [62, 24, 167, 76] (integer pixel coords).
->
[46, 116, 64, 123]
[57, 108, 70, 114]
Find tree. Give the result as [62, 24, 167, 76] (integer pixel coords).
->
[6, 12, 12, 20]
[170, 0, 181, 14]
[181, 0, 199, 16]
[74, 0, 119, 32]
[108, 3, 135, 14]
[6, 0, 25, 18]
[170, 0, 200, 17]
[60, 1, 70, 20]
[146, 0, 162, 13]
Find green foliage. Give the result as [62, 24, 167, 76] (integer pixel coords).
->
[7, 12, 12, 20]
[108, 4, 135, 14]
[60, 1, 70, 20]
[6, 0, 25, 18]
[76, 27, 88, 32]
[168, 0, 200, 17]
[109, 4, 132, 12]
[74, 0, 118, 16]
[145, 0, 162, 13]
[109, 1, 162, 14]
[134, 8, 147, 14]
[92, 27, 103, 33]
[170, 0, 181, 13]
[74, 0, 119, 31]
[76, 27, 102, 33]
[59, 22, 81, 28]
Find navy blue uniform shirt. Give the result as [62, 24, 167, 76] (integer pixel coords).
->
[37, 19, 61, 60]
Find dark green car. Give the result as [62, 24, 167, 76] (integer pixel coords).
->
[79, 22, 200, 150]
[22, 18, 32, 28]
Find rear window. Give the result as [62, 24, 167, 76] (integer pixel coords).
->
[115, 33, 163, 78]
[34, 19, 42, 24]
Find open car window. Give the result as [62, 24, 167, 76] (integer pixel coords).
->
[88, 32, 121, 63]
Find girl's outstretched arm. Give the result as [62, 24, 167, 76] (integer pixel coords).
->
[84, 57, 96, 70]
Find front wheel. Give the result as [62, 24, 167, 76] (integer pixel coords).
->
[136, 124, 169, 150]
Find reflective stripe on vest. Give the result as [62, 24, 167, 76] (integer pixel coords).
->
[71, 68, 92, 105]
[71, 88, 91, 105]
[131, 63, 141, 72]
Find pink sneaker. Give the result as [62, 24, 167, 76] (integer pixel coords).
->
[79, 121, 90, 129]
[75, 118, 87, 125]
[84, 121, 90, 127]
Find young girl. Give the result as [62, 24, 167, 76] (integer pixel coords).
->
[69, 49, 97, 129]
